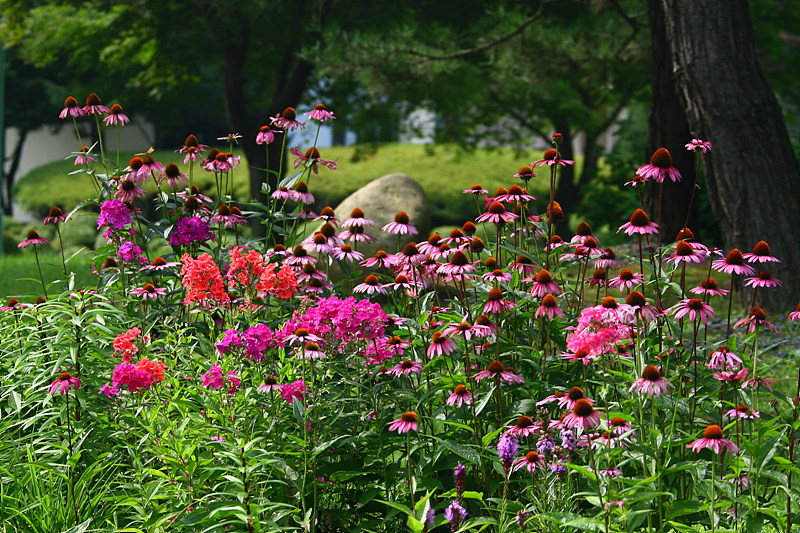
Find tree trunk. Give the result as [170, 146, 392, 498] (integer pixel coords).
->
[646, 0, 696, 244]
[659, 0, 800, 311]
[3, 128, 26, 216]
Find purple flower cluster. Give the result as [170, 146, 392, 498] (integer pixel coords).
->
[117, 240, 147, 264]
[202, 363, 240, 393]
[169, 216, 215, 246]
[497, 433, 519, 472]
[97, 199, 132, 229]
[112, 363, 152, 393]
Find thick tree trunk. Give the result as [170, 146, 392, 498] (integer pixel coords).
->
[659, 0, 800, 311]
[3, 129, 26, 216]
[646, 0, 696, 244]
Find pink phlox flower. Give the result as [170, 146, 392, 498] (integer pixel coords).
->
[215, 329, 243, 355]
[112, 363, 153, 393]
[280, 380, 307, 404]
[113, 327, 142, 363]
[226, 246, 266, 290]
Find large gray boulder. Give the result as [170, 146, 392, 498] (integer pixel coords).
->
[334, 173, 431, 259]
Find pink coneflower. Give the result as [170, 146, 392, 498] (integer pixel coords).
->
[353, 274, 386, 295]
[476, 201, 519, 225]
[745, 271, 782, 289]
[711, 249, 755, 276]
[463, 183, 488, 195]
[742, 376, 777, 392]
[595, 296, 635, 322]
[388, 359, 423, 377]
[743, 241, 780, 263]
[734, 306, 777, 333]
[559, 348, 597, 366]
[726, 404, 760, 420]
[636, 147, 681, 183]
[290, 147, 336, 173]
[341, 208, 374, 228]
[535, 294, 563, 320]
[690, 277, 730, 297]
[74, 146, 96, 166]
[338, 225, 377, 244]
[618, 208, 660, 236]
[139, 155, 165, 179]
[297, 341, 326, 360]
[713, 368, 749, 383]
[563, 398, 603, 431]
[306, 103, 336, 122]
[331, 244, 364, 263]
[103, 103, 130, 126]
[382, 211, 418, 235]
[473, 360, 525, 384]
[707, 347, 742, 370]
[313, 206, 340, 226]
[509, 253, 537, 276]
[141, 256, 180, 271]
[531, 148, 575, 168]
[283, 326, 322, 346]
[513, 450, 545, 473]
[494, 184, 536, 203]
[609, 270, 644, 292]
[257, 375, 282, 393]
[255, 124, 279, 145]
[271, 107, 306, 131]
[530, 269, 561, 298]
[629, 365, 672, 397]
[387, 411, 418, 434]
[595, 247, 620, 270]
[427, 331, 457, 358]
[446, 384, 473, 407]
[271, 186, 294, 201]
[669, 298, 715, 324]
[557, 386, 595, 410]
[513, 165, 536, 182]
[789, 303, 800, 322]
[49, 372, 81, 396]
[284, 246, 317, 267]
[417, 233, 442, 255]
[159, 163, 189, 190]
[505, 415, 541, 438]
[588, 268, 608, 288]
[291, 181, 315, 204]
[666, 241, 706, 266]
[130, 283, 167, 300]
[59, 96, 85, 119]
[83, 93, 110, 116]
[178, 134, 209, 163]
[115, 178, 146, 203]
[386, 274, 417, 292]
[483, 269, 513, 284]
[685, 138, 712, 153]
[303, 233, 334, 255]
[43, 206, 69, 225]
[687, 425, 739, 454]
[361, 250, 396, 269]
[438, 251, 476, 279]
[18, 229, 50, 249]
[483, 287, 515, 314]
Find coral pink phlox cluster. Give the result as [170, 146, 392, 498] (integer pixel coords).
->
[226, 246, 266, 290]
[113, 327, 143, 363]
[180, 253, 230, 308]
[256, 264, 299, 299]
[566, 307, 628, 358]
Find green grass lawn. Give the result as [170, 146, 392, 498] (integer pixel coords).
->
[0, 251, 97, 300]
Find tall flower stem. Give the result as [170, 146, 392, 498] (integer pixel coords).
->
[56, 224, 68, 276]
[33, 245, 48, 298]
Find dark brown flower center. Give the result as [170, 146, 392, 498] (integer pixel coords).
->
[610, 417, 626, 427]
[487, 360, 505, 372]
[516, 415, 534, 428]
[454, 384, 468, 395]
[650, 147, 673, 168]
[487, 288, 504, 301]
[401, 411, 418, 423]
[217, 204, 231, 216]
[64, 96, 78, 107]
[751, 307, 767, 320]
[320, 222, 336, 237]
[619, 270, 634, 281]
[573, 398, 594, 417]
[675, 241, 694, 256]
[402, 243, 420, 257]
[543, 148, 558, 160]
[394, 211, 410, 224]
[165, 163, 180, 178]
[626, 290, 646, 307]
[450, 251, 468, 266]
[576, 222, 592, 236]
[534, 269, 553, 284]
[364, 275, 379, 285]
[687, 298, 704, 310]
[752, 240, 771, 256]
[485, 257, 498, 270]
[85, 92, 101, 106]
[676, 227, 695, 241]
[642, 364, 662, 381]
[725, 249, 744, 265]
[487, 202, 506, 215]
[541, 294, 558, 307]
[593, 268, 607, 280]
[568, 386, 584, 401]
[264, 375, 278, 385]
[59, 372, 72, 380]
[128, 156, 143, 170]
[281, 107, 296, 120]
[703, 424, 723, 439]
[630, 209, 650, 226]
[601, 296, 618, 309]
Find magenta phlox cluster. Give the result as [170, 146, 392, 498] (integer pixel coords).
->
[97, 199, 132, 230]
[281, 379, 306, 404]
[112, 363, 153, 393]
[566, 307, 628, 357]
[169, 216, 215, 246]
[215, 329, 243, 355]
[243, 323, 277, 360]
[117, 240, 147, 264]
[202, 363, 240, 393]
